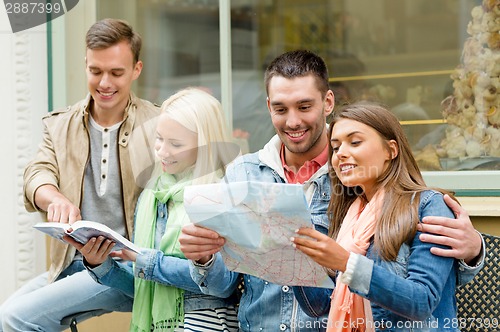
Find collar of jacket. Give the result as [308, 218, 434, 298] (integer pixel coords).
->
[79, 92, 139, 148]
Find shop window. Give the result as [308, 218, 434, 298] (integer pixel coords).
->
[95, 0, 499, 193]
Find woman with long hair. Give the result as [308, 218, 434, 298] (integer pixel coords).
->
[292, 101, 459, 331]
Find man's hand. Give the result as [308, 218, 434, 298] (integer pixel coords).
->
[64, 235, 115, 267]
[47, 196, 82, 224]
[35, 184, 82, 224]
[179, 223, 225, 264]
[418, 194, 482, 264]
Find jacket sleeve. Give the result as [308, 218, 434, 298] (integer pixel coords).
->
[456, 231, 485, 286]
[188, 252, 240, 298]
[346, 192, 457, 321]
[23, 115, 61, 212]
[135, 248, 214, 294]
[86, 257, 135, 297]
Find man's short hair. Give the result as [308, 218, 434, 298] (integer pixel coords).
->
[86, 18, 142, 64]
[264, 50, 330, 98]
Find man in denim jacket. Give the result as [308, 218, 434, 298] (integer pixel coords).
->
[179, 50, 484, 332]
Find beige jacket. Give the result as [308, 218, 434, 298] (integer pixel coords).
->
[24, 93, 160, 282]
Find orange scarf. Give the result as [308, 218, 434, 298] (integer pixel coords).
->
[327, 190, 384, 332]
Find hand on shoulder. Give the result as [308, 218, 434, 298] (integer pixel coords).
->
[418, 194, 482, 263]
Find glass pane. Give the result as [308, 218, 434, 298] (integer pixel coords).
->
[97, 0, 222, 105]
[96, 0, 500, 176]
[230, 0, 500, 175]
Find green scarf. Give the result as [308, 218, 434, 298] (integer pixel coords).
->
[130, 172, 192, 332]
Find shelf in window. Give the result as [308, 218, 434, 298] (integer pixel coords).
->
[399, 119, 446, 125]
[330, 69, 453, 82]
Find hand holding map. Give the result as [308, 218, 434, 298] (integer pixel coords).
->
[184, 181, 334, 288]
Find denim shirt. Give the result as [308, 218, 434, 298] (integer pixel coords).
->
[188, 137, 332, 331]
[87, 195, 235, 312]
[295, 190, 476, 331]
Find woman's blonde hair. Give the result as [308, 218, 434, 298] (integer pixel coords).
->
[152, 87, 239, 185]
[327, 101, 454, 260]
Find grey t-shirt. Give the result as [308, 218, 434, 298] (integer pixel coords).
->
[80, 116, 126, 239]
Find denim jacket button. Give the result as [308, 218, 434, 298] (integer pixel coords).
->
[138, 270, 145, 278]
[279, 323, 287, 330]
[282, 285, 289, 292]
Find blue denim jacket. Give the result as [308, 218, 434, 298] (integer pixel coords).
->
[87, 196, 235, 312]
[188, 136, 332, 331]
[294, 190, 482, 331]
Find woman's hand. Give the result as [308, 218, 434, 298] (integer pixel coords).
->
[64, 235, 115, 267]
[291, 227, 350, 273]
[110, 249, 137, 262]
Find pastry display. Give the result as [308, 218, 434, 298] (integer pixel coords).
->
[415, 0, 500, 170]
[415, 144, 443, 171]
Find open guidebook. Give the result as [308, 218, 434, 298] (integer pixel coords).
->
[33, 220, 140, 253]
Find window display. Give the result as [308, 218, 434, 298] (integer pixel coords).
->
[94, 0, 500, 179]
[414, 0, 500, 171]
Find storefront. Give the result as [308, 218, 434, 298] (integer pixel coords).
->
[50, 0, 500, 195]
[1, 0, 498, 329]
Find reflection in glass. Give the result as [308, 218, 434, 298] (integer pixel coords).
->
[96, 0, 499, 171]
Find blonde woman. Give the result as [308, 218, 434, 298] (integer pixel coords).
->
[67, 87, 239, 331]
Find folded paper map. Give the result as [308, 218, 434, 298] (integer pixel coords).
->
[184, 181, 334, 288]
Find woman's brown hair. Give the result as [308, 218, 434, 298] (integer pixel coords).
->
[327, 101, 455, 260]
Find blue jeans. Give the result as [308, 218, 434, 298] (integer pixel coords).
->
[0, 260, 133, 332]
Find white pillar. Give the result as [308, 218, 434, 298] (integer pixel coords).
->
[0, 8, 48, 302]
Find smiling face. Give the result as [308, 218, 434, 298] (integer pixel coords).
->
[86, 40, 142, 116]
[330, 118, 397, 200]
[267, 74, 334, 168]
[154, 114, 198, 175]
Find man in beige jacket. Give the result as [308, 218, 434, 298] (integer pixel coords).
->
[0, 18, 160, 331]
